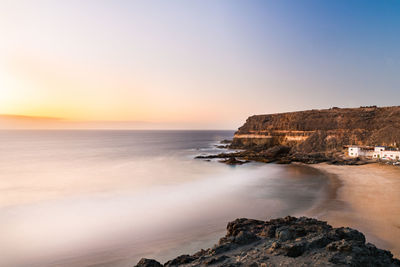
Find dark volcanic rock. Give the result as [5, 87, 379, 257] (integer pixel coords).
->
[164, 255, 196, 266]
[135, 258, 163, 267]
[133, 216, 400, 267]
[196, 145, 292, 164]
[219, 157, 249, 165]
[195, 148, 371, 165]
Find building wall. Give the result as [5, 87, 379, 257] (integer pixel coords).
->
[373, 151, 400, 160]
[348, 147, 360, 157]
[349, 146, 400, 161]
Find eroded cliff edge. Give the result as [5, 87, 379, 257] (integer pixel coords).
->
[232, 106, 400, 152]
[198, 106, 400, 164]
[134, 216, 400, 267]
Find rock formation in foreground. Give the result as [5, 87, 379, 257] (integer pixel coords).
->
[134, 216, 400, 267]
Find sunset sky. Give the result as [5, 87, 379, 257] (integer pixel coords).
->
[1, 0, 399, 129]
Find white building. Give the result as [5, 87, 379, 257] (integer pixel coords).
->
[348, 146, 400, 161]
[348, 146, 363, 157]
[373, 148, 400, 161]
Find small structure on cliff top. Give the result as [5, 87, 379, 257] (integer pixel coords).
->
[348, 146, 400, 161]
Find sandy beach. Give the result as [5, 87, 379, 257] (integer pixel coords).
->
[308, 163, 400, 258]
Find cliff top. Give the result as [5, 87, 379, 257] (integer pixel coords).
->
[239, 106, 400, 132]
[246, 105, 399, 118]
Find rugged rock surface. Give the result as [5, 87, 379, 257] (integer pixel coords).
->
[219, 157, 249, 165]
[134, 216, 400, 267]
[197, 106, 400, 164]
[195, 146, 369, 165]
[231, 106, 400, 153]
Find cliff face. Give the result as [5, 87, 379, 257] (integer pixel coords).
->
[232, 106, 400, 153]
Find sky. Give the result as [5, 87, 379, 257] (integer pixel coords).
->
[0, 0, 399, 129]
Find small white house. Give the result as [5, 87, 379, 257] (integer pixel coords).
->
[348, 146, 362, 157]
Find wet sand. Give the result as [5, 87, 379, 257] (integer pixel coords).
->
[308, 163, 400, 258]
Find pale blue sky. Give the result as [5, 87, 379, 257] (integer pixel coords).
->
[0, 0, 399, 128]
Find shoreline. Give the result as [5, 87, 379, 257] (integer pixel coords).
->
[296, 163, 344, 219]
[133, 162, 400, 266]
[307, 163, 400, 258]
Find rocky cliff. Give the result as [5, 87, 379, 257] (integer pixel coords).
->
[231, 106, 400, 153]
[134, 216, 400, 267]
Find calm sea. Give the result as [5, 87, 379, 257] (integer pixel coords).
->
[0, 130, 329, 267]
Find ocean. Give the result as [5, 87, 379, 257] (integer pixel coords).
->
[0, 130, 330, 267]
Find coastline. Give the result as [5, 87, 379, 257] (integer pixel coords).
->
[307, 163, 400, 258]
[131, 161, 400, 266]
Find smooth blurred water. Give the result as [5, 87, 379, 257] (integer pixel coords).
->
[0, 130, 329, 267]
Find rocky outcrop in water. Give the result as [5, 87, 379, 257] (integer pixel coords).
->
[195, 145, 368, 165]
[134, 216, 399, 267]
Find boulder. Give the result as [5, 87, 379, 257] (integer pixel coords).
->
[133, 216, 400, 266]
